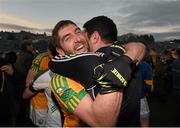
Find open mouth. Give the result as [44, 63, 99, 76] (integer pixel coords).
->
[76, 45, 84, 51]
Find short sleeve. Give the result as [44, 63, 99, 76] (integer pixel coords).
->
[50, 74, 87, 113]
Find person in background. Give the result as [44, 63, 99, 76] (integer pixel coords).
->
[171, 48, 177, 60]
[2, 41, 35, 126]
[149, 47, 158, 75]
[171, 47, 180, 126]
[139, 59, 153, 127]
[22, 41, 63, 127]
[23, 52, 49, 126]
[0, 51, 17, 126]
[154, 48, 174, 102]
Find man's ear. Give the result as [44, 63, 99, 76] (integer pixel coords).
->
[91, 31, 100, 44]
[56, 47, 65, 56]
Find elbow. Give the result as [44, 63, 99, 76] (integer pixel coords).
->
[22, 91, 29, 99]
[22, 88, 34, 99]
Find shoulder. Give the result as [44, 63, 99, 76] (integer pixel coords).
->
[33, 52, 50, 63]
[31, 52, 51, 72]
[50, 74, 86, 92]
[50, 74, 87, 112]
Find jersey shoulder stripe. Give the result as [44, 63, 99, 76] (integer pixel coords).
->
[31, 52, 51, 72]
[50, 74, 87, 112]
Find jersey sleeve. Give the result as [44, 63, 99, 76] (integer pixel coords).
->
[31, 52, 50, 73]
[30, 52, 51, 91]
[50, 74, 87, 113]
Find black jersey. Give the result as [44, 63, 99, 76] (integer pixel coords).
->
[49, 52, 103, 99]
[97, 45, 141, 126]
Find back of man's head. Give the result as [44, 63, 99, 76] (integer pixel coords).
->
[83, 15, 118, 44]
[52, 20, 77, 48]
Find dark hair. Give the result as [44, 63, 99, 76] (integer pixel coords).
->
[6, 51, 17, 64]
[52, 20, 77, 48]
[48, 37, 58, 57]
[21, 41, 33, 51]
[83, 15, 117, 44]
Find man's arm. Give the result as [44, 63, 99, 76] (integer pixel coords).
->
[49, 51, 137, 126]
[23, 53, 44, 99]
[23, 85, 36, 99]
[74, 91, 122, 126]
[50, 74, 122, 126]
[23, 69, 37, 99]
[23, 70, 50, 99]
[26, 70, 36, 87]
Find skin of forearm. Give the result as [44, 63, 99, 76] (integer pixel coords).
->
[92, 91, 123, 126]
[22, 87, 36, 99]
[74, 91, 123, 126]
[26, 70, 36, 87]
[23, 70, 37, 99]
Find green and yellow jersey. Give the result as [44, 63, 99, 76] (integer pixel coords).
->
[30, 52, 51, 110]
[50, 74, 87, 127]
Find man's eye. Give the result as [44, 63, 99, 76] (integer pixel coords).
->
[64, 36, 71, 42]
[76, 29, 81, 34]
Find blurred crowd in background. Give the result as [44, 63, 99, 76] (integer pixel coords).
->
[0, 34, 180, 127]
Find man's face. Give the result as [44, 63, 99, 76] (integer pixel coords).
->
[26, 44, 34, 53]
[57, 24, 89, 55]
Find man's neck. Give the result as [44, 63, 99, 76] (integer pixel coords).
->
[96, 41, 112, 52]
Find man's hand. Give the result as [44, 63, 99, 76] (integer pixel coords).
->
[94, 55, 134, 94]
[124, 42, 146, 63]
[0, 64, 14, 75]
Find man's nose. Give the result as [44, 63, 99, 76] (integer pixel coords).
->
[74, 35, 81, 43]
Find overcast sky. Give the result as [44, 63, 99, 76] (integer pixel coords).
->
[0, 0, 180, 41]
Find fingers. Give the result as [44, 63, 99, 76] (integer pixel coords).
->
[124, 42, 146, 62]
[0, 65, 9, 71]
[0, 64, 14, 75]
